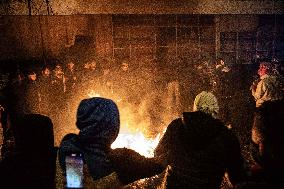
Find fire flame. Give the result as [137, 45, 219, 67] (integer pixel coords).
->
[111, 131, 161, 158]
[88, 90, 101, 98]
[87, 90, 163, 157]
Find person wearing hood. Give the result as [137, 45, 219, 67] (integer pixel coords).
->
[154, 88, 246, 189]
[57, 97, 165, 188]
[192, 76, 219, 119]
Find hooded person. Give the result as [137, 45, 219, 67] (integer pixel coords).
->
[57, 97, 165, 188]
[193, 77, 219, 119]
[154, 92, 246, 189]
[193, 90, 219, 119]
[57, 97, 121, 188]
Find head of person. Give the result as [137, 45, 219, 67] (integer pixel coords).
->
[27, 71, 37, 81]
[17, 72, 25, 82]
[54, 64, 63, 78]
[58, 97, 120, 180]
[193, 89, 219, 119]
[67, 61, 75, 70]
[89, 60, 97, 70]
[103, 68, 110, 75]
[257, 60, 272, 77]
[215, 58, 225, 68]
[121, 61, 129, 72]
[42, 66, 51, 77]
[84, 62, 90, 69]
[76, 97, 120, 148]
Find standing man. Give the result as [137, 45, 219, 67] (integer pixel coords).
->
[23, 70, 41, 114]
[250, 61, 283, 108]
[38, 65, 53, 116]
[64, 60, 77, 93]
[214, 58, 233, 126]
[250, 60, 284, 182]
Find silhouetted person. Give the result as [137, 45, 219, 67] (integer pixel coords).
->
[57, 97, 164, 188]
[22, 70, 41, 114]
[250, 100, 284, 182]
[193, 77, 219, 119]
[214, 58, 234, 125]
[64, 59, 78, 93]
[0, 114, 56, 189]
[113, 61, 138, 104]
[38, 65, 53, 116]
[155, 92, 246, 189]
[235, 100, 284, 189]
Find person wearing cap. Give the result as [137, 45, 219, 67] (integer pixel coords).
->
[154, 87, 246, 188]
[250, 61, 283, 108]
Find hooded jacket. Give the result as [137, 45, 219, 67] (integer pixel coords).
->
[154, 111, 246, 189]
[58, 97, 120, 181]
[57, 97, 165, 188]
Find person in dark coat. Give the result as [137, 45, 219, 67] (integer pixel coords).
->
[154, 95, 247, 189]
[64, 59, 78, 94]
[38, 65, 53, 116]
[0, 114, 57, 189]
[57, 97, 165, 188]
[22, 70, 41, 114]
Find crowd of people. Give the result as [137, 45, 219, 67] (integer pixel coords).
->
[0, 56, 284, 188]
[0, 56, 157, 146]
[0, 55, 242, 145]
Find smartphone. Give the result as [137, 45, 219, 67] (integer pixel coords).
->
[65, 153, 84, 188]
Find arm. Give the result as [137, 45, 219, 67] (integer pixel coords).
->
[110, 148, 165, 185]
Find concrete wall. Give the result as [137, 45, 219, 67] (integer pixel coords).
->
[0, 14, 282, 64]
[0, 15, 112, 60]
[0, 0, 283, 15]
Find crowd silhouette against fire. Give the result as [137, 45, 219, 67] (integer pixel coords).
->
[0, 42, 284, 188]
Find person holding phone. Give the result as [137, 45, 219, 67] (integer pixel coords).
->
[57, 97, 164, 189]
[57, 97, 122, 189]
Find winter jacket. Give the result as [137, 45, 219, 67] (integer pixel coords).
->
[155, 111, 246, 189]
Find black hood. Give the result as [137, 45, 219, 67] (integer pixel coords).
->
[181, 111, 226, 150]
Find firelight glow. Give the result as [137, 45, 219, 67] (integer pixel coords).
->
[87, 90, 163, 157]
[111, 131, 161, 158]
[87, 90, 101, 98]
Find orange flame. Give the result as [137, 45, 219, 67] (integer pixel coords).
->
[87, 90, 164, 157]
[87, 90, 101, 98]
[111, 131, 161, 158]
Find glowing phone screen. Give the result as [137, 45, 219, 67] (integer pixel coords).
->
[65, 153, 84, 188]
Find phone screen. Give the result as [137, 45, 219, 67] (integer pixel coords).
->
[65, 153, 84, 188]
